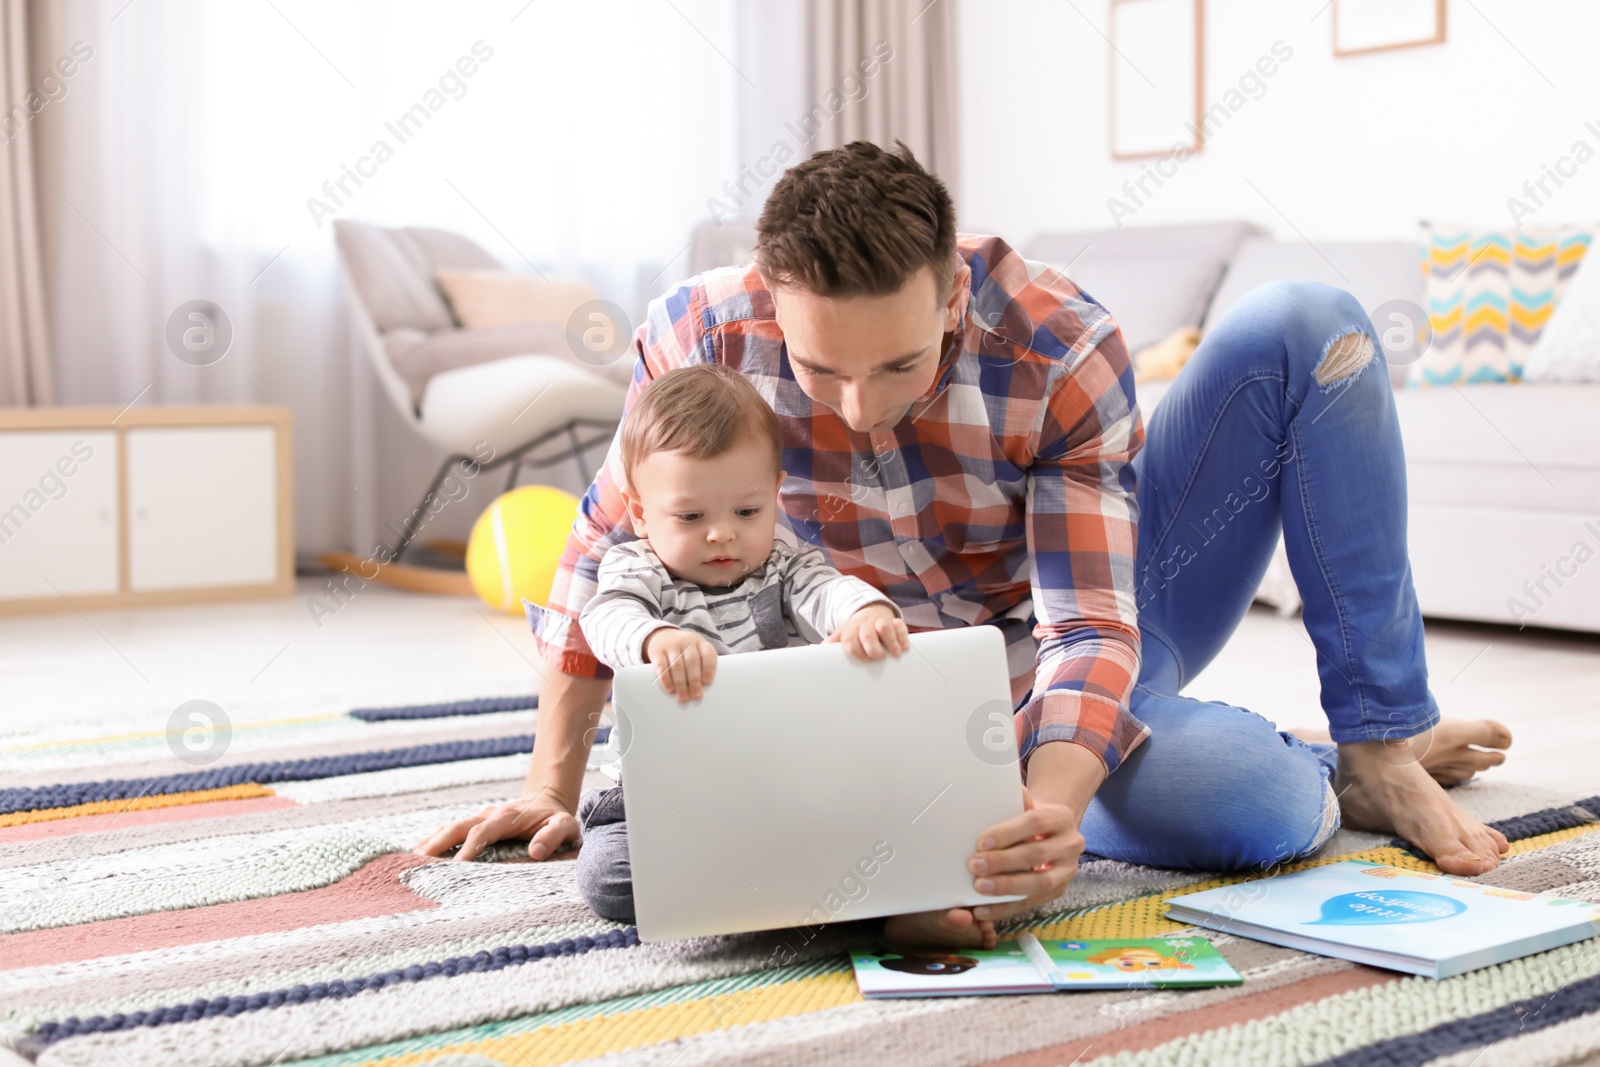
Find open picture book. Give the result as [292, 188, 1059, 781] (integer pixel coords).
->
[850, 934, 1242, 998]
[1165, 858, 1600, 978]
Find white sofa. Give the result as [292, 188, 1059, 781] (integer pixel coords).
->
[1025, 222, 1600, 635]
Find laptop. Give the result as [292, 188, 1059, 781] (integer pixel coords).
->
[612, 624, 1029, 942]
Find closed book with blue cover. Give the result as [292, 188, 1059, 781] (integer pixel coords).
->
[1165, 859, 1600, 978]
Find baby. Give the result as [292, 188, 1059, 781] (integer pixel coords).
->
[572, 361, 910, 922]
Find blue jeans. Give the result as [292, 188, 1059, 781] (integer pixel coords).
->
[1078, 280, 1440, 872]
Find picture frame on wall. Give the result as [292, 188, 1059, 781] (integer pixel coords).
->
[1108, 0, 1205, 162]
[1333, 0, 1446, 58]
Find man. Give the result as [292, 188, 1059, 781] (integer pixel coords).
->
[418, 141, 1513, 946]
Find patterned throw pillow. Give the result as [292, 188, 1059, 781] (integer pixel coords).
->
[1523, 235, 1600, 383]
[1410, 223, 1593, 385]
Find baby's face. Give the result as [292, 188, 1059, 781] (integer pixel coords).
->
[626, 433, 785, 588]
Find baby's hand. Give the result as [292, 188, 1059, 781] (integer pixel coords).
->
[643, 627, 718, 702]
[827, 603, 909, 661]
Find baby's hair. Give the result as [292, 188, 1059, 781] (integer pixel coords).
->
[620, 363, 783, 488]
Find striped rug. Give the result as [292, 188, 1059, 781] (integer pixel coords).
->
[4, 697, 1600, 1067]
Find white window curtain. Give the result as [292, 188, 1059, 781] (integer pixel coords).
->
[1, 0, 54, 406]
[809, 0, 960, 202]
[29, 0, 740, 554]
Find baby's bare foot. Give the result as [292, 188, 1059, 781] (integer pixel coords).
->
[883, 908, 997, 949]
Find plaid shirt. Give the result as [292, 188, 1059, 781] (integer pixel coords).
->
[531, 233, 1149, 774]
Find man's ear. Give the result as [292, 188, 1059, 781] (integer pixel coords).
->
[943, 260, 971, 332]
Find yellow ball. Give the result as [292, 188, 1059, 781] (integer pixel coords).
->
[466, 486, 581, 613]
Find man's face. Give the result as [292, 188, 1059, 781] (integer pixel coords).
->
[623, 432, 786, 588]
[769, 263, 970, 433]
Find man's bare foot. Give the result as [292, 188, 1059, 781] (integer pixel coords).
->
[1291, 718, 1512, 787]
[883, 907, 997, 949]
[1417, 719, 1513, 785]
[1335, 731, 1510, 876]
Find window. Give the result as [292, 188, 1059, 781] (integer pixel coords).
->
[199, 0, 741, 290]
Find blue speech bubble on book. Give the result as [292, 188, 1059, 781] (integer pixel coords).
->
[1308, 890, 1466, 926]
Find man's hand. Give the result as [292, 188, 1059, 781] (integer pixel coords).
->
[882, 789, 1080, 947]
[964, 786, 1086, 923]
[644, 626, 718, 701]
[413, 788, 580, 862]
[883, 790, 1081, 946]
[825, 602, 909, 660]
[968, 740, 1106, 923]
[882, 743, 1105, 946]
[414, 669, 608, 863]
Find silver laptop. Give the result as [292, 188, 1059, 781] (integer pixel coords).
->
[612, 625, 1028, 942]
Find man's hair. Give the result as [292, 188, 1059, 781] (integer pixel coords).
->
[756, 140, 956, 298]
[620, 363, 783, 489]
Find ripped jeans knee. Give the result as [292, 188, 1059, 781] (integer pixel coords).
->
[1315, 327, 1377, 390]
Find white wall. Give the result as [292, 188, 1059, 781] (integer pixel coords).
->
[955, 0, 1600, 243]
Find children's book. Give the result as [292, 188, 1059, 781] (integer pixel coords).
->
[1165, 858, 1600, 979]
[849, 934, 1242, 997]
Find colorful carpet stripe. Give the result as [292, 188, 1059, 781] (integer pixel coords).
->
[343, 969, 863, 1067]
[0, 696, 548, 772]
[0, 713, 345, 754]
[0, 733, 599, 814]
[0, 793, 299, 846]
[1, 830, 411, 939]
[1316, 971, 1600, 1067]
[28, 928, 641, 1050]
[284, 957, 854, 1067]
[0, 783, 277, 827]
[1388, 795, 1600, 859]
[348, 696, 539, 722]
[3, 697, 1598, 1067]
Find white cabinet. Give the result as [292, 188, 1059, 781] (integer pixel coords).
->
[0, 407, 292, 614]
[0, 431, 119, 599]
[127, 426, 279, 591]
